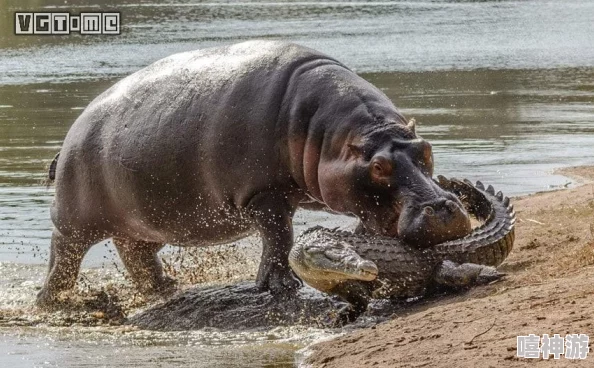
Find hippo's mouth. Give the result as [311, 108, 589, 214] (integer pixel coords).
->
[366, 199, 402, 237]
[365, 186, 472, 246]
[394, 188, 473, 247]
[382, 201, 402, 236]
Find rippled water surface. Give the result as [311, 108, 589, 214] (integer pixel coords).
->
[1, 0, 594, 366]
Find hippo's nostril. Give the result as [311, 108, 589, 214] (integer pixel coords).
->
[423, 206, 435, 216]
[445, 200, 458, 212]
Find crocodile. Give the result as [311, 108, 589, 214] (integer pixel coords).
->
[289, 176, 516, 323]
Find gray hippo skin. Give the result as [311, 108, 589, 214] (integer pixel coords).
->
[37, 41, 471, 307]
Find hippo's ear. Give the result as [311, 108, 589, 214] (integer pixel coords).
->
[406, 118, 416, 135]
[370, 155, 392, 186]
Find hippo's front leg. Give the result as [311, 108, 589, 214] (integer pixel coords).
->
[247, 192, 301, 296]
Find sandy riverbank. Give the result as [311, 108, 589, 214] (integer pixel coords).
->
[305, 166, 594, 367]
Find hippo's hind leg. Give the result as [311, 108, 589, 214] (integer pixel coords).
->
[247, 192, 301, 296]
[112, 238, 175, 296]
[36, 228, 100, 308]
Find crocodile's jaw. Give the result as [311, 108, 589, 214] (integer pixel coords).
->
[290, 260, 377, 293]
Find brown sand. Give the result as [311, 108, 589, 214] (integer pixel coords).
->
[306, 166, 594, 367]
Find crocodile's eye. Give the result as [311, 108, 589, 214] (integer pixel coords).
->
[304, 245, 324, 254]
[324, 249, 345, 261]
[343, 255, 359, 264]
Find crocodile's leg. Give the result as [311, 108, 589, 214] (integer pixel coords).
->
[434, 260, 504, 288]
[328, 281, 372, 326]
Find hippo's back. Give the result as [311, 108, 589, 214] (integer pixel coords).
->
[69, 41, 336, 145]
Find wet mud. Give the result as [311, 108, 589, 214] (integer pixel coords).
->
[129, 281, 476, 331]
[130, 282, 344, 330]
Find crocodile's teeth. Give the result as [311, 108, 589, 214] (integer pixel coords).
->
[486, 185, 495, 195]
[496, 191, 503, 201]
[476, 180, 485, 190]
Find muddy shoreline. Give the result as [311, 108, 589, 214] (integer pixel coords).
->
[303, 166, 594, 367]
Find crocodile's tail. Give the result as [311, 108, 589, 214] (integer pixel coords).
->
[431, 176, 516, 267]
[43, 152, 60, 187]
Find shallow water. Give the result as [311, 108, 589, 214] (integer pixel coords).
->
[1, 321, 329, 368]
[1, 0, 594, 366]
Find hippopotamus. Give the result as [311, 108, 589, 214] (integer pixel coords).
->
[37, 40, 471, 307]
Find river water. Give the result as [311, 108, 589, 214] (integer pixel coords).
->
[1, 0, 593, 366]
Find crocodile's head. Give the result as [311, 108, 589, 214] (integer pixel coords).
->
[289, 236, 378, 293]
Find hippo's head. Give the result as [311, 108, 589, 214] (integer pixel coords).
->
[318, 119, 471, 248]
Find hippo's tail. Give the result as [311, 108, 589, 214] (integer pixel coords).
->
[43, 152, 60, 187]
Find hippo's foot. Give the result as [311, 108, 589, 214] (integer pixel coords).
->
[142, 276, 178, 300]
[35, 288, 59, 310]
[155, 276, 178, 296]
[256, 266, 301, 298]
